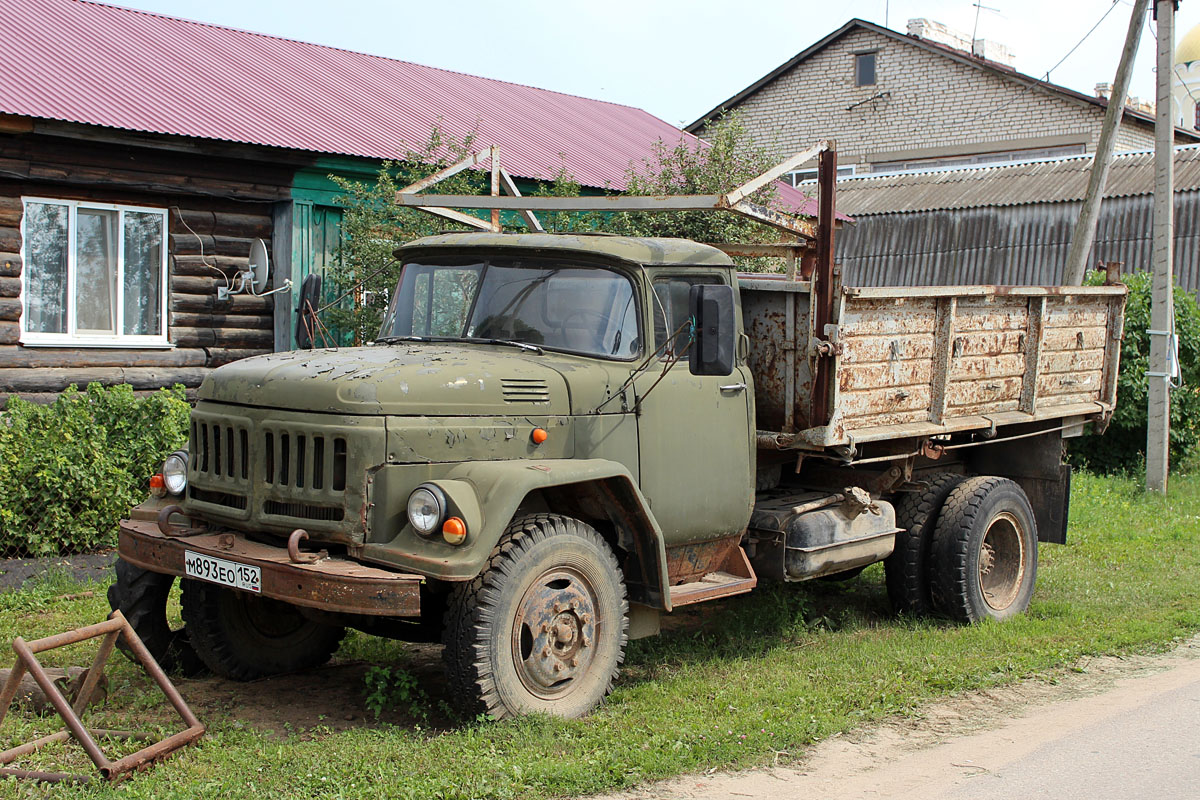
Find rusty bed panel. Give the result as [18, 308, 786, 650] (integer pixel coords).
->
[742, 280, 1127, 449]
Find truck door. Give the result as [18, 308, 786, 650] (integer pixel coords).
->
[636, 272, 755, 544]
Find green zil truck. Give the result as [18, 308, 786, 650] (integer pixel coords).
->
[110, 231, 1126, 719]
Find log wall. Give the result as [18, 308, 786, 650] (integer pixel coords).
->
[0, 125, 301, 408]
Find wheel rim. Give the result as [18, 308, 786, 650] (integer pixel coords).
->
[978, 511, 1026, 612]
[510, 566, 599, 700]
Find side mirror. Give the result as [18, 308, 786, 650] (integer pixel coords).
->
[295, 272, 323, 349]
[688, 284, 736, 376]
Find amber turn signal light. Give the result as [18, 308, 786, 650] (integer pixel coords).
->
[442, 516, 467, 545]
[149, 473, 166, 498]
[531, 428, 548, 444]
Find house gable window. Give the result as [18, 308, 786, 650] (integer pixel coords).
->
[854, 51, 877, 87]
[21, 198, 169, 347]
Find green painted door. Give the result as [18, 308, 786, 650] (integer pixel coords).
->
[635, 270, 755, 545]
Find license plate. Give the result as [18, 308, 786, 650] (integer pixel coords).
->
[184, 551, 261, 593]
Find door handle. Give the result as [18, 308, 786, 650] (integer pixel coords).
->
[720, 383, 747, 393]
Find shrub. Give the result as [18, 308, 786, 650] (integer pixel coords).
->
[0, 383, 190, 556]
[1067, 271, 1200, 473]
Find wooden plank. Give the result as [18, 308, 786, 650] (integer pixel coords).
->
[0, 322, 18, 345]
[0, 298, 21, 322]
[0, 277, 19, 299]
[0, 228, 19, 254]
[206, 348, 271, 368]
[929, 296, 956, 424]
[0, 367, 210, 392]
[171, 327, 273, 348]
[169, 233, 257, 258]
[0, 347, 207, 369]
[0, 254, 19, 278]
[171, 293, 271, 314]
[169, 312, 273, 330]
[0, 197, 21, 228]
[1019, 296, 1045, 414]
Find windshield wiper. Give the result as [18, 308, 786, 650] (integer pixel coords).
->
[376, 335, 429, 344]
[481, 338, 543, 354]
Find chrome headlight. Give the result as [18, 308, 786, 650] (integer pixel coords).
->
[162, 450, 188, 496]
[407, 484, 445, 536]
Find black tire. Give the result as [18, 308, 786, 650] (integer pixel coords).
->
[442, 514, 628, 720]
[180, 580, 346, 680]
[930, 476, 1038, 623]
[107, 559, 205, 676]
[884, 473, 966, 616]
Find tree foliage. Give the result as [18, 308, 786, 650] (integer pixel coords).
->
[1068, 271, 1200, 473]
[327, 130, 488, 342]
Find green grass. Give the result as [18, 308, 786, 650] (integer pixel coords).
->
[1, 470, 1199, 798]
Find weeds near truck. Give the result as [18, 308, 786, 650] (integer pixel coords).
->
[362, 665, 426, 721]
[1, 470, 1199, 798]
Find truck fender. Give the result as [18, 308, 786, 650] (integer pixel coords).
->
[444, 458, 673, 610]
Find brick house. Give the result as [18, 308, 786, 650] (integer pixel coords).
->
[688, 18, 1200, 182]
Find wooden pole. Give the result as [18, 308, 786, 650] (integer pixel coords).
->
[1063, 0, 1149, 285]
[1146, 0, 1177, 493]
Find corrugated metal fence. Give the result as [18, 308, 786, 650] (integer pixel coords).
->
[836, 191, 1200, 291]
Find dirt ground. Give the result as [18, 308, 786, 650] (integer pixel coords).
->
[0, 552, 116, 591]
[594, 635, 1200, 800]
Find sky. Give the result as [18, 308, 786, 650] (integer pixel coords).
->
[109, 0, 1200, 129]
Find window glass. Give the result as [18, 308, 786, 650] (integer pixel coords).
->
[123, 211, 163, 335]
[383, 259, 639, 359]
[75, 208, 118, 334]
[652, 274, 723, 358]
[23, 202, 69, 334]
[855, 52, 876, 86]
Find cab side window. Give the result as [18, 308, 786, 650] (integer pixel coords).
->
[652, 274, 724, 359]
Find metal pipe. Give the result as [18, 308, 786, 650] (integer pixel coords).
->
[11, 637, 112, 771]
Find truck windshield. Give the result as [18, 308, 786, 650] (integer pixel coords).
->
[379, 258, 640, 359]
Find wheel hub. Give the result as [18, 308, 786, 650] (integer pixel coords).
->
[978, 511, 1026, 611]
[512, 568, 598, 698]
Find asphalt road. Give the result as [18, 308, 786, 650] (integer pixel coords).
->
[599, 641, 1200, 800]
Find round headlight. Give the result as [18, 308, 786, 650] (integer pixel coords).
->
[162, 451, 188, 496]
[407, 485, 445, 536]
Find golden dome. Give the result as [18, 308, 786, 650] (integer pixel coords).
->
[1179, 22, 1200, 66]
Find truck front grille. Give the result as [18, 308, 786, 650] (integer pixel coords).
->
[192, 419, 250, 483]
[263, 500, 345, 521]
[262, 432, 347, 491]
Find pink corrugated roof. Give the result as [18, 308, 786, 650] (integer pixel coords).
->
[0, 0, 821, 213]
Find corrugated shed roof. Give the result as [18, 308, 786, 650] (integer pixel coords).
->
[804, 146, 1200, 216]
[0, 0, 823, 211]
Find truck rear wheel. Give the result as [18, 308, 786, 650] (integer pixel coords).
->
[107, 560, 204, 676]
[442, 514, 628, 720]
[884, 473, 966, 616]
[930, 476, 1038, 623]
[180, 580, 346, 680]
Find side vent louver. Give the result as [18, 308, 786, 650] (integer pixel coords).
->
[501, 378, 551, 404]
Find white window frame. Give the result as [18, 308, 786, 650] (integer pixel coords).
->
[19, 197, 171, 348]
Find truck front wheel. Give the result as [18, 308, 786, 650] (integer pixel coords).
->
[107, 560, 204, 676]
[442, 514, 629, 720]
[180, 581, 346, 680]
[930, 476, 1038, 623]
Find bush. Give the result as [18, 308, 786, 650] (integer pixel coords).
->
[0, 383, 190, 556]
[1068, 271, 1200, 473]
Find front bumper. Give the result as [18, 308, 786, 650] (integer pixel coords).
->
[117, 516, 423, 618]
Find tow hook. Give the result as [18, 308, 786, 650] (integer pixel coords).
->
[287, 529, 327, 564]
[155, 505, 208, 538]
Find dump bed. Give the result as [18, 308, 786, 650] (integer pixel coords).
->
[740, 277, 1127, 450]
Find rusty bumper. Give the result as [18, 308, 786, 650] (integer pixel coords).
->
[117, 518, 422, 617]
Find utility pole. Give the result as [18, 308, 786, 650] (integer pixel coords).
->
[1064, 0, 1149, 285]
[1147, 0, 1177, 493]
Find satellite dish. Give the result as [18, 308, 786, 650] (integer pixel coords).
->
[248, 239, 271, 293]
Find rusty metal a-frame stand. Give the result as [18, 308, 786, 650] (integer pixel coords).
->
[0, 610, 205, 784]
